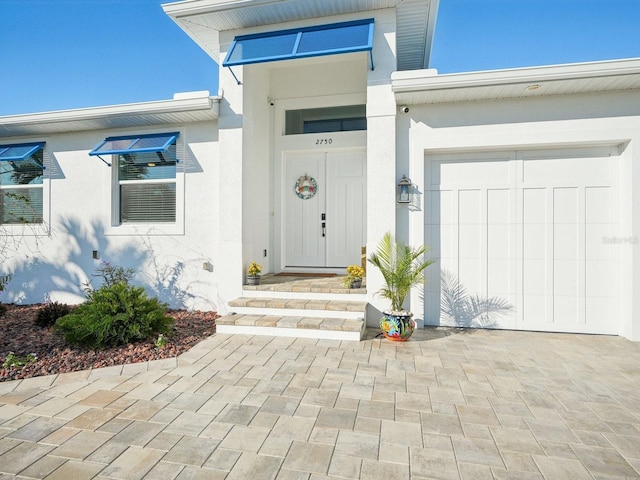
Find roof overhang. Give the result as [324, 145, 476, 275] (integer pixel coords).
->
[163, 0, 439, 70]
[392, 58, 640, 105]
[0, 92, 219, 138]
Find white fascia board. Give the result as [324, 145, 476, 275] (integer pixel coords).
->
[0, 94, 220, 129]
[392, 58, 640, 96]
[162, 0, 286, 17]
[423, 0, 439, 69]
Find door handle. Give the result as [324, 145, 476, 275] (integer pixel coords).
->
[322, 222, 326, 237]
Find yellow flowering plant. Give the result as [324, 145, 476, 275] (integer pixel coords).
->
[343, 264, 365, 287]
[247, 261, 262, 277]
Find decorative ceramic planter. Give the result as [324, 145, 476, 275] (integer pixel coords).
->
[380, 311, 415, 341]
[349, 278, 363, 289]
[246, 276, 261, 286]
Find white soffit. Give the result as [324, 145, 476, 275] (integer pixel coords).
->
[163, 0, 439, 70]
[392, 58, 640, 104]
[0, 94, 219, 138]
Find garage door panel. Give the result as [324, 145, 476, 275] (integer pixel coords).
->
[586, 225, 610, 260]
[523, 188, 547, 223]
[425, 147, 618, 335]
[554, 260, 580, 296]
[553, 187, 579, 224]
[459, 224, 482, 259]
[488, 225, 511, 259]
[438, 157, 511, 187]
[523, 151, 612, 185]
[586, 297, 612, 327]
[586, 260, 611, 297]
[487, 258, 511, 295]
[554, 224, 580, 260]
[586, 186, 612, 223]
[458, 189, 482, 223]
[523, 224, 548, 259]
[523, 259, 548, 296]
[458, 259, 483, 294]
[554, 296, 580, 324]
[488, 189, 511, 223]
[523, 294, 548, 323]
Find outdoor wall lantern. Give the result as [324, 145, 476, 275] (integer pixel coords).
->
[397, 175, 413, 204]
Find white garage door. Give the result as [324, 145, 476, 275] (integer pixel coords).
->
[424, 146, 620, 335]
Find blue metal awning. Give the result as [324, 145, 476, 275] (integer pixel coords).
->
[89, 132, 179, 166]
[0, 142, 45, 166]
[222, 18, 374, 84]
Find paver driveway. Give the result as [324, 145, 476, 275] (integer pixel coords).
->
[1, 327, 639, 479]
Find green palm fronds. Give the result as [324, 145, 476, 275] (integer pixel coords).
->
[368, 232, 435, 312]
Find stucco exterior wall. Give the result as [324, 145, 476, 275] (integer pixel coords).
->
[402, 90, 640, 340]
[2, 121, 220, 312]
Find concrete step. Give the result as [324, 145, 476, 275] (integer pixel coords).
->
[216, 314, 365, 341]
[242, 274, 366, 300]
[228, 297, 367, 319]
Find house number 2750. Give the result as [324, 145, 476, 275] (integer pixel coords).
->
[315, 138, 333, 145]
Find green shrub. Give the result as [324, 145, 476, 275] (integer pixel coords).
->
[3, 352, 37, 369]
[35, 301, 72, 328]
[83, 261, 136, 293]
[54, 282, 173, 348]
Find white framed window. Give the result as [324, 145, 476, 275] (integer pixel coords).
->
[89, 132, 183, 233]
[0, 143, 45, 224]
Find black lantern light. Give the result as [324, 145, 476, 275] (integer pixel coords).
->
[397, 175, 412, 204]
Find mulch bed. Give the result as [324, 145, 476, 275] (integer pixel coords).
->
[0, 304, 217, 383]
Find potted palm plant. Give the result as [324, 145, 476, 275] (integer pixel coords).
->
[368, 232, 435, 341]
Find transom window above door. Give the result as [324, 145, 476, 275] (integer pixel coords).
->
[285, 105, 366, 135]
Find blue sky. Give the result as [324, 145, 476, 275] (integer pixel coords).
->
[1, 0, 639, 116]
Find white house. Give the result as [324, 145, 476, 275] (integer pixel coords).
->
[2, 0, 640, 341]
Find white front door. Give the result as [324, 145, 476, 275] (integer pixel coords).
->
[285, 149, 366, 268]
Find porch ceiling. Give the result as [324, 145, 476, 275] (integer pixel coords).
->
[163, 0, 439, 70]
[392, 58, 640, 104]
[0, 94, 219, 138]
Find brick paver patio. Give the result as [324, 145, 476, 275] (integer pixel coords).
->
[1, 327, 639, 479]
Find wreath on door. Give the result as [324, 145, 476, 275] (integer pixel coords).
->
[295, 174, 318, 200]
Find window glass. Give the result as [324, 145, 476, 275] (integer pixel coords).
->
[297, 23, 371, 54]
[0, 149, 44, 224]
[285, 105, 366, 135]
[116, 146, 177, 224]
[226, 32, 298, 65]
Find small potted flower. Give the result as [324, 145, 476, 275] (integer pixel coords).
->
[246, 261, 262, 286]
[343, 264, 365, 289]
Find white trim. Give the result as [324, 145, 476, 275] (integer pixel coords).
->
[216, 323, 364, 341]
[0, 93, 219, 137]
[392, 58, 640, 104]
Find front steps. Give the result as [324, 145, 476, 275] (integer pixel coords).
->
[217, 275, 368, 341]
